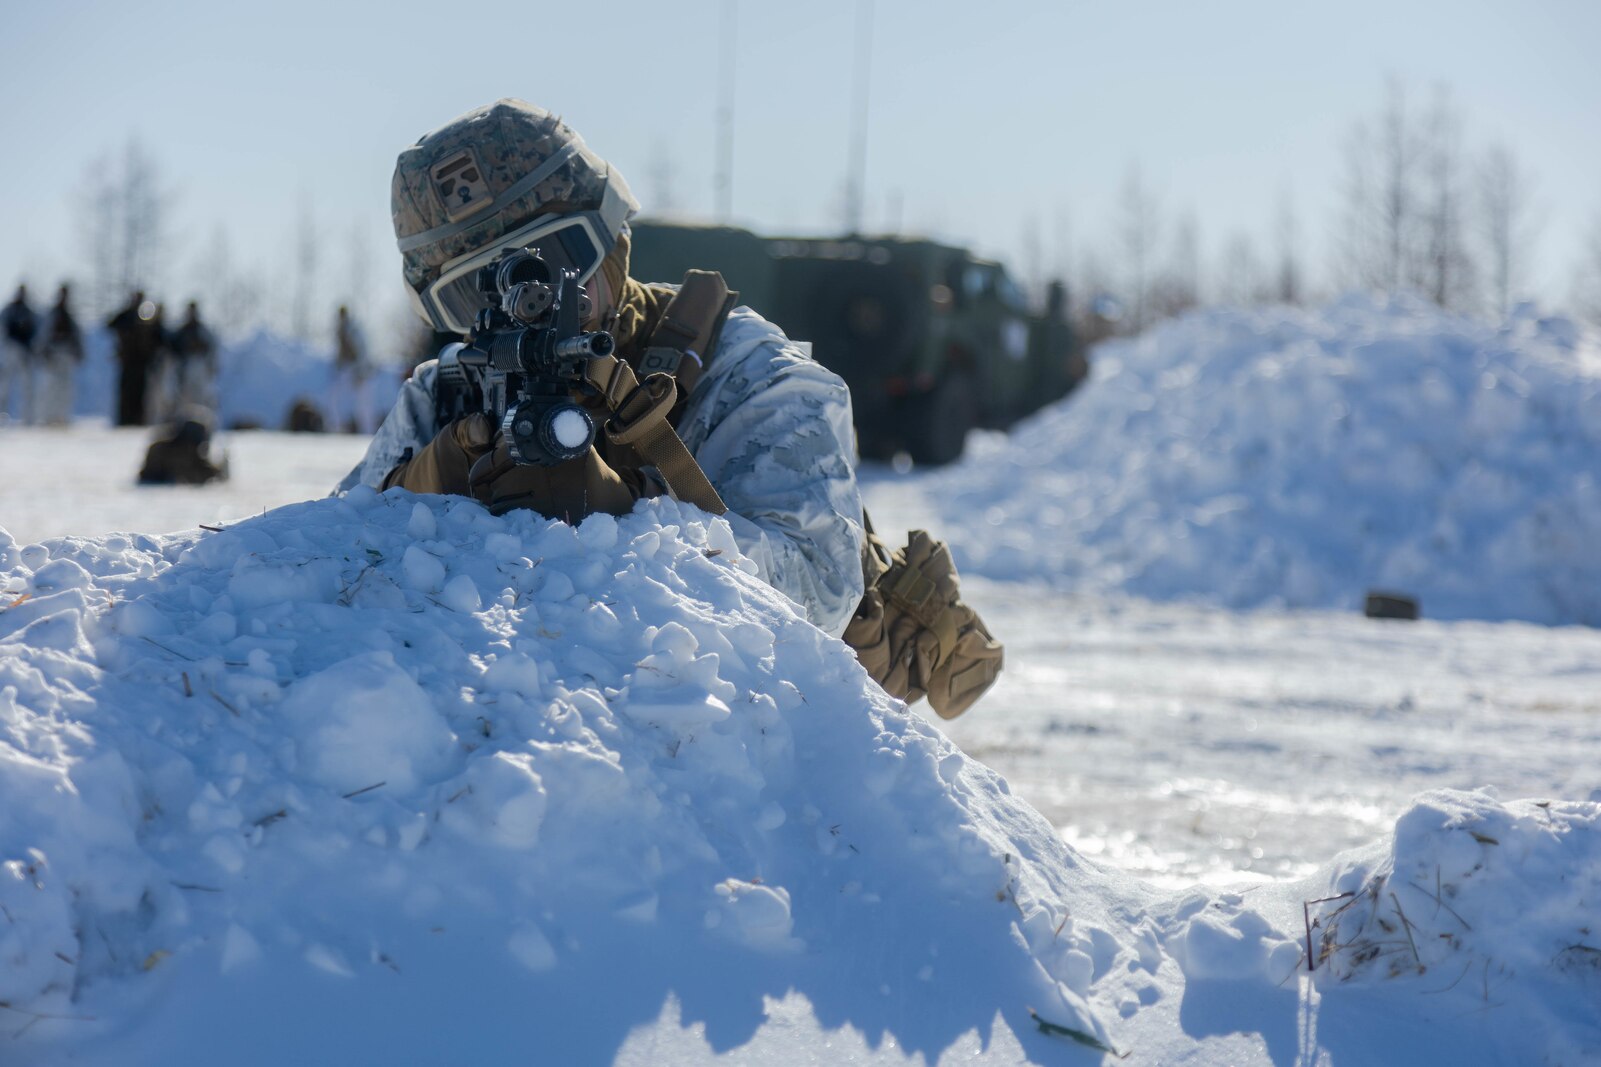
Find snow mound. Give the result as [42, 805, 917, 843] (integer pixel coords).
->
[213, 328, 346, 428]
[0, 493, 1152, 1063]
[1309, 789, 1601, 1064]
[937, 295, 1601, 624]
[1138, 788, 1601, 1066]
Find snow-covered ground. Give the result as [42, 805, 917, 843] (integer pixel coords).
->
[1, 298, 1598, 1064]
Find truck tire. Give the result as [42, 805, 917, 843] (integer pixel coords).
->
[905, 371, 976, 467]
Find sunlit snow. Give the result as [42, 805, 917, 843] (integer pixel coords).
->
[1, 296, 1598, 1065]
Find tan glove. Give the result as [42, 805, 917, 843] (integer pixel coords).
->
[467, 443, 641, 521]
[841, 530, 1004, 719]
[925, 606, 1004, 719]
[382, 414, 496, 495]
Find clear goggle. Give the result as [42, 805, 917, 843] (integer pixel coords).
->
[411, 209, 616, 336]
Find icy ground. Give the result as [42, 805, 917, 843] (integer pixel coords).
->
[862, 462, 1601, 889]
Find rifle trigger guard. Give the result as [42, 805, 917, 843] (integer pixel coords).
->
[604, 373, 677, 446]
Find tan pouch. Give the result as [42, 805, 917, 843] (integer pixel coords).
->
[842, 523, 1004, 718]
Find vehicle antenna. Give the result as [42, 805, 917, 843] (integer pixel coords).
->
[844, 0, 874, 236]
[715, 0, 737, 221]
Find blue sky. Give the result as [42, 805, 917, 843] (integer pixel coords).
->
[4, 0, 1598, 334]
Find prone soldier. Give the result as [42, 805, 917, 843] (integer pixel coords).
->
[138, 409, 229, 486]
[338, 100, 1002, 714]
[339, 100, 866, 637]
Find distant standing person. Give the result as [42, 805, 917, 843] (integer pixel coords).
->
[37, 284, 85, 425]
[333, 304, 376, 433]
[171, 301, 219, 412]
[146, 303, 178, 422]
[1, 284, 38, 423]
[108, 291, 158, 426]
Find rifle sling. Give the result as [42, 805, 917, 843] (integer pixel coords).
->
[582, 351, 728, 515]
[589, 269, 737, 515]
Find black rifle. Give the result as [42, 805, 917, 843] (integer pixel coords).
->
[435, 247, 614, 466]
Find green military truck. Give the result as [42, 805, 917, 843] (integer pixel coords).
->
[630, 220, 1083, 465]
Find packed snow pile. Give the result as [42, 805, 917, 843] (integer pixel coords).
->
[938, 295, 1601, 624]
[1309, 790, 1601, 1064]
[71, 326, 402, 430]
[0, 492, 1153, 1063]
[4, 491, 1601, 1062]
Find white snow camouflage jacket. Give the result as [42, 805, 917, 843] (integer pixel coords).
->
[336, 306, 867, 637]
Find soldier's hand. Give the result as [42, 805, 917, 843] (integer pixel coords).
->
[382, 414, 496, 495]
[467, 444, 640, 521]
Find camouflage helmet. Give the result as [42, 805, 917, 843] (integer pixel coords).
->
[391, 99, 638, 296]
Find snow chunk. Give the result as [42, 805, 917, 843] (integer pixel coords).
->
[0, 853, 76, 1011]
[219, 924, 261, 974]
[710, 878, 802, 952]
[406, 502, 437, 540]
[482, 652, 543, 699]
[401, 545, 446, 593]
[1170, 900, 1298, 982]
[577, 512, 618, 550]
[111, 597, 170, 638]
[439, 573, 481, 613]
[621, 690, 732, 733]
[29, 558, 92, 593]
[438, 751, 549, 849]
[278, 651, 456, 794]
[304, 943, 355, 978]
[507, 922, 557, 971]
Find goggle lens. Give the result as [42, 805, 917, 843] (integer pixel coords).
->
[420, 213, 610, 334]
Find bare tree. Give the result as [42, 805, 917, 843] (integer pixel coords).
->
[1338, 79, 1426, 294]
[1337, 80, 1486, 309]
[290, 197, 320, 340]
[1218, 232, 1265, 307]
[76, 139, 172, 316]
[1476, 143, 1540, 317]
[1075, 247, 1121, 344]
[1118, 164, 1160, 332]
[714, 0, 737, 221]
[1574, 213, 1601, 328]
[1273, 191, 1304, 304]
[191, 225, 265, 337]
[1051, 205, 1072, 289]
[646, 140, 682, 218]
[1418, 87, 1476, 309]
[1150, 210, 1199, 319]
[1019, 212, 1044, 306]
[345, 221, 374, 327]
